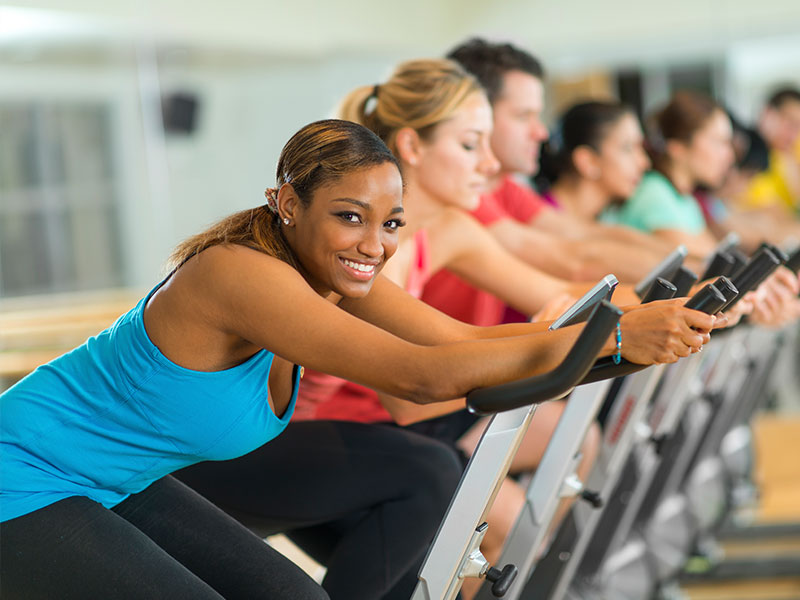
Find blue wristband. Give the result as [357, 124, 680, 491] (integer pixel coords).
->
[613, 322, 622, 365]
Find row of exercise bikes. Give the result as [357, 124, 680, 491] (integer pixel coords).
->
[408, 238, 800, 600]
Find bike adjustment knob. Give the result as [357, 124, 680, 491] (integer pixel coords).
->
[580, 489, 603, 508]
[485, 564, 518, 597]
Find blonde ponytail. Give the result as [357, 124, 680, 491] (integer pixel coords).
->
[337, 58, 483, 156]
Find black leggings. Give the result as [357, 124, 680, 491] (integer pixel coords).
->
[0, 476, 328, 600]
[176, 420, 463, 600]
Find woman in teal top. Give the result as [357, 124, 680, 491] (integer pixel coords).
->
[602, 170, 708, 235]
[0, 119, 716, 599]
[601, 91, 735, 258]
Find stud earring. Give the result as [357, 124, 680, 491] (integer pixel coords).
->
[283, 217, 290, 225]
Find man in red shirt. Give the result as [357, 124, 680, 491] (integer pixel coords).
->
[423, 39, 669, 324]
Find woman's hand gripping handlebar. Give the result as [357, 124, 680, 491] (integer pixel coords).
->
[466, 300, 622, 415]
[578, 277, 724, 385]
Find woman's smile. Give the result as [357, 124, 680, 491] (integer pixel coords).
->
[339, 257, 380, 280]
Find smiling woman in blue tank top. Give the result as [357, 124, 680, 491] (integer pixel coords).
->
[0, 119, 715, 600]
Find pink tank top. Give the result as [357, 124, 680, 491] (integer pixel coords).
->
[293, 229, 430, 422]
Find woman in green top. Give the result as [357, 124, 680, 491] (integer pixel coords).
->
[601, 91, 733, 258]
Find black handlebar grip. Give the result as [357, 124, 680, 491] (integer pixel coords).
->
[701, 251, 735, 279]
[684, 282, 727, 314]
[641, 277, 678, 303]
[787, 247, 800, 273]
[578, 360, 649, 384]
[712, 276, 738, 306]
[728, 248, 748, 276]
[724, 247, 782, 310]
[635, 246, 687, 299]
[466, 301, 622, 415]
[731, 247, 780, 289]
[760, 242, 789, 265]
[672, 266, 699, 297]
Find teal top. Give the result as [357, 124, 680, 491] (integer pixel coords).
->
[1, 279, 299, 522]
[600, 171, 707, 235]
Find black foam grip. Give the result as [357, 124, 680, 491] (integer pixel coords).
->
[712, 276, 738, 305]
[701, 251, 735, 280]
[641, 277, 678, 303]
[635, 247, 686, 299]
[760, 242, 789, 264]
[578, 359, 648, 385]
[728, 248, 748, 275]
[724, 247, 782, 310]
[672, 266, 699, 297]
[787, 247, 800, 273]
[684, 283, 727, 313]
[466, 301, 622, 415]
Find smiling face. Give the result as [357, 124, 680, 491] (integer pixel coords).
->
[594, 113, 651, 199]
[410, 91, 500, 211]
[285, 162, 405, 298]
[490, 70, 549, 176]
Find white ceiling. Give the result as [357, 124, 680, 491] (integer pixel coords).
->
[2, 0, 800, 70]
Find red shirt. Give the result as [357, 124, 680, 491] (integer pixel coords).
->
[472, 175, 546, 225]
[421, 176, 547, 326]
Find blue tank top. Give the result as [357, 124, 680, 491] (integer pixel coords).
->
[0, 280, 299, 522]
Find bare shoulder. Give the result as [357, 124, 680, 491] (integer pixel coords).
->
[189, 244, 294, 274]
[181, 244, 303, 293]
[167, 244, 308, 322]
[142, 244, 306, 367]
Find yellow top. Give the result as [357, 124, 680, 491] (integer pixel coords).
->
[742, 141, 800, 213]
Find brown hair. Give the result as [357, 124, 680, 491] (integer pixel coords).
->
[446, 38, 545, 104]
[338, 58, 483, 156]
[539, 100, 636, 185]
[766, 86, 800, 109]
[168, 119, 400, 270]
[647, 91, 723, 172]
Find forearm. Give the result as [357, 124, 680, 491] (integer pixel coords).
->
[404, 324, 593, 404]
[380, 393, 467, 425]
[570, 240, 664, 284]
[588, 224, 675, 254]
[462, 319, 553, 339]
[653, 229, 717, 260]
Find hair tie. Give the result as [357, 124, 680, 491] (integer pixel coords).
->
[264, 187, 279, 213]
[364, 85, 381, 116]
